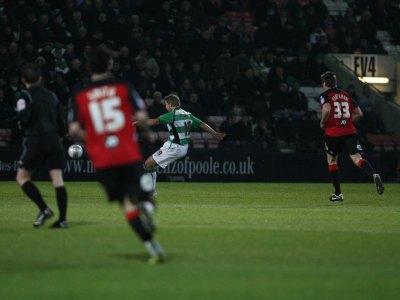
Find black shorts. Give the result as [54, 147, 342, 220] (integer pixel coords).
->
[19, 133, 66, 171]
[96, 162, 151, 203]
[324, 133, 362, 156]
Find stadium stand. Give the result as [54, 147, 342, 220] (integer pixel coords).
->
[0, 0, 398, 158]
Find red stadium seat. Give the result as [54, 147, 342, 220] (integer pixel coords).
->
[366, 134, 382, 152]
[191, 132, 205, 149]
[378, 134, 396, 151]
[201, 132, 220, 149]
[207, 116, 226, 132]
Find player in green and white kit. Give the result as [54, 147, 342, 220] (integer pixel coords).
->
[136, 94, 226, 196]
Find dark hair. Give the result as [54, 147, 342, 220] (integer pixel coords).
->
[321, 71, 337, 88]
[165, 94, 181, 107]
[88, 46, 112, 74]
[21, 63, 41, 84]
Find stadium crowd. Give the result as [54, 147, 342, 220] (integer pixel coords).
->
[0, 0, 396, 151]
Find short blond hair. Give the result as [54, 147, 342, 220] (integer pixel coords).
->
[165, 94, 181, 107]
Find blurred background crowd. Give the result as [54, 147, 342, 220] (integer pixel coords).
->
[0, 0, 398, 152]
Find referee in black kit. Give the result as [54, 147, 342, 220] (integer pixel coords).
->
[15, 63, 68, 228]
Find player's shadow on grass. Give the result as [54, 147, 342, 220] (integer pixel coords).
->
[69, 221, 99, 226]
[113, 252, 172, 263]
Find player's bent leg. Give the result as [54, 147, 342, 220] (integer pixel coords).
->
[373, 174, 384, 195]
[122, 198, 165, 264]
[144, 156, 159, 196]
[17, 168, 53, 226]
[326, 153, 342, 199]
[350, 154, 384, 195]
[49, 169, 69, 228]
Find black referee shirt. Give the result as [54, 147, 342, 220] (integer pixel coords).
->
[16, 85, 64, 137]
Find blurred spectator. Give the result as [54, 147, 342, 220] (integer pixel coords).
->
[196, 79, 213, 115]
[253, 119, 277, 150]
[268, 81, 290, 119]
[66, 58, 83, 88]
[124, 56, 150, 97]
[188, 62, 206, 86]
[179, 79, 193, 104]
[136, 48, 160, 81]
[182, 92, 205, 121]
[233, 115, 253, 148]
[49, 72, 70, 109]
[249, 49, 270, 81]
[358, 10, 377, 41]
[172, 59, 188, 87]
[267, 65, 287, 92]
[345, 84, 359, 102]
[211, 78, 231, 115]
[214, 49, 236, 83]
[309, 54, 328, 85]
[3, 73, 21, 104]
[0, 88, 14, 122]
[148, 91, 165, 119]
[296, 110, 321, 152]
[64, 43, 77, 63]
[194, 29, 218, 63]
[232, 68, 262, 113]
[254, 20, 276, 50]
[220, 113, 238, 148]
[339, 35, 357, 54]
[52, 46, 69, 74]
[309, 25, 327, 46]
[287, 80, 308, 119]
[157, 62, 176, 96]
[33, 13, 54, 43]
[288, 51, 312, 85]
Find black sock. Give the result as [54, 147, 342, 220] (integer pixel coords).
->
[329, 165, 341, 195]
[55, 186, 68, 221]
[126, 210, 152, 242]
[357, 159, 375, 177]
[21, 181, 47, 211]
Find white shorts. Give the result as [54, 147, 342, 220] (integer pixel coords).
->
[152, 141, 188, 169]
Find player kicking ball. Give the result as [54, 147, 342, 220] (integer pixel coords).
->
[134, 94, 226, 197]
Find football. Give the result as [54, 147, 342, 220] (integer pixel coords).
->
[68, 144, 84, 159]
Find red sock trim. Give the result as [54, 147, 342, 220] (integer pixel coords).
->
[328, 164, 339, 171]
[126, 210, 140, 221]
[357, 159, 365, 168]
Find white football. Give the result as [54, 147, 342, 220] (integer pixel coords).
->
[68, 144, 84, 159]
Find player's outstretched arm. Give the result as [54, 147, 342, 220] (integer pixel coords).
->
[133, 118, 160, 127]
[199, 123, 226, 140]
[133, 111, 158, 144]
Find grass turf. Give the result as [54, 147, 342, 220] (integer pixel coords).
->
[0, 182, 399, 300]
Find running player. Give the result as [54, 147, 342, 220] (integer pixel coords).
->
[319, 71, 384, 201]
[69, 46, 165, 264]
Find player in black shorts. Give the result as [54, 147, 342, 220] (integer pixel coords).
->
[16, 63, 69, 228]
[324, 134, 362, 158]
[320, 71, 384, 201]
[69, 47, 164, 264]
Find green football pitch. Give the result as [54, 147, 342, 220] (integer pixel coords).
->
[1, 182, 399, 300]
